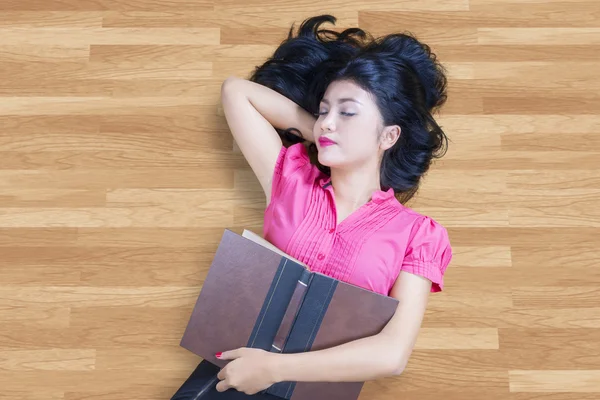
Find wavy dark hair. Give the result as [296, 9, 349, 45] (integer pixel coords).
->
[247, 14, 450, 204]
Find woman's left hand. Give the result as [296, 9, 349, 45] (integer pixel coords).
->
[215, 347, 279, 394]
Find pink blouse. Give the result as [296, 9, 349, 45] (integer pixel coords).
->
[263, 143, 453, 296]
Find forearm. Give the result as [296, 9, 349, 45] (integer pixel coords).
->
[271, 333, 401, 383]
[222, 76, 316, 143]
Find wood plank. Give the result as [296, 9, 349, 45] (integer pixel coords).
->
[1, 3, 599, 400]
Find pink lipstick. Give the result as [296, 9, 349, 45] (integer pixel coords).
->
[319, 137, 336, 147]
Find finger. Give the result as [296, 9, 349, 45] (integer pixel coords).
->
[215, 379, 230, 392]
[218, 348, 243, 360]
[217, 368, 225, 381]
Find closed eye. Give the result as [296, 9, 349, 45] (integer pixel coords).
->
[314, 111, 355, 117]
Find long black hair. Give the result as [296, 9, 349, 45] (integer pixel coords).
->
[248, 14, 450, 204]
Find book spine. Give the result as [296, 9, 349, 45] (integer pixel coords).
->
[269, 268, 312, 353]
[245, 258, 306, 352]
[266, 273, 338, 399]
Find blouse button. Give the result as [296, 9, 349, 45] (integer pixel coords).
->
[329, 228, 335, 234]
[317, 253, 325, 261]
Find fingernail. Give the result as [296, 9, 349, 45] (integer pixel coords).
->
[215, 352, 222, 359]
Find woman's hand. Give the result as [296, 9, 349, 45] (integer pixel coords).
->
[215, 347, 279, 395]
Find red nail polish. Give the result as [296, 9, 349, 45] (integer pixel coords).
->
[215, 352, 222, 358]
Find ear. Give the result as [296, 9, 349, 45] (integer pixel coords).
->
[380, 125, 401, 151]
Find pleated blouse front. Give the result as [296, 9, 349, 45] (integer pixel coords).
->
[263, 143, 453, 296]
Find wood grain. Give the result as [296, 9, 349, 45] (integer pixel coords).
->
[0, 2, 598, 400]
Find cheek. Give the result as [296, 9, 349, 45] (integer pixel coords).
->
[352, 137, 378, 154]
[312, 123, 320, 139]
[350, 122, 379, 147]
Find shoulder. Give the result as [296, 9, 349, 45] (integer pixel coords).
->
[385, 207, 451, 261]
[392, 210, 453, 293]
[273, 142, 311, 177]
[405, 213, 451, 260]
[409, 214, 450, 247]
[268, 142, 321, 207]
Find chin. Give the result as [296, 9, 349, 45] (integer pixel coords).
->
[317, 151, 343, 168]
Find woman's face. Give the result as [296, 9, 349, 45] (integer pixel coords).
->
[312, 79, 399, 169]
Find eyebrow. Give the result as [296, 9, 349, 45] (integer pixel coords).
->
[321, 97, 363, 106]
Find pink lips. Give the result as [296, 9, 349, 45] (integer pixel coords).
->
[319, 137, 336, 147]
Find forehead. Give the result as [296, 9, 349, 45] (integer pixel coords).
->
[322, 80, 369, 103]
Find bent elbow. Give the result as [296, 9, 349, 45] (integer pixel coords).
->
[221, 76, 236, 97]
[221, 75, 243, 91]
[389, 357, 408, 376]
[391, 365, 406, 376]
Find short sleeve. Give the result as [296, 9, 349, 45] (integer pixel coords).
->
[401, 217, 453, 293]
[270, 143, 311, 204]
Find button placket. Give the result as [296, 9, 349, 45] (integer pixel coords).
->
[317, 226, 336, 263]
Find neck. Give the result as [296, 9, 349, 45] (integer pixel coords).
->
[329, 163, 381, 209]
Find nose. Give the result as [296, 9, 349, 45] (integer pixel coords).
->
[320, 113, 336, 133]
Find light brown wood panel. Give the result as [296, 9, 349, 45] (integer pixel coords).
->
[0, 0, 213, 12]
[102, 9, 359, 28]
[0, 1, 599, 400]
[362, 4, 600, 28]
[0, 12, 104, 27]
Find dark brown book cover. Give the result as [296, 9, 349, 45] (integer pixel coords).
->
[179, 229, 399, 400]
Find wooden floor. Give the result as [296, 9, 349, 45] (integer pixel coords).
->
[1, 1, 599, 399]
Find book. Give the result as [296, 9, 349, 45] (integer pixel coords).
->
[179, 229, 399, 400]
